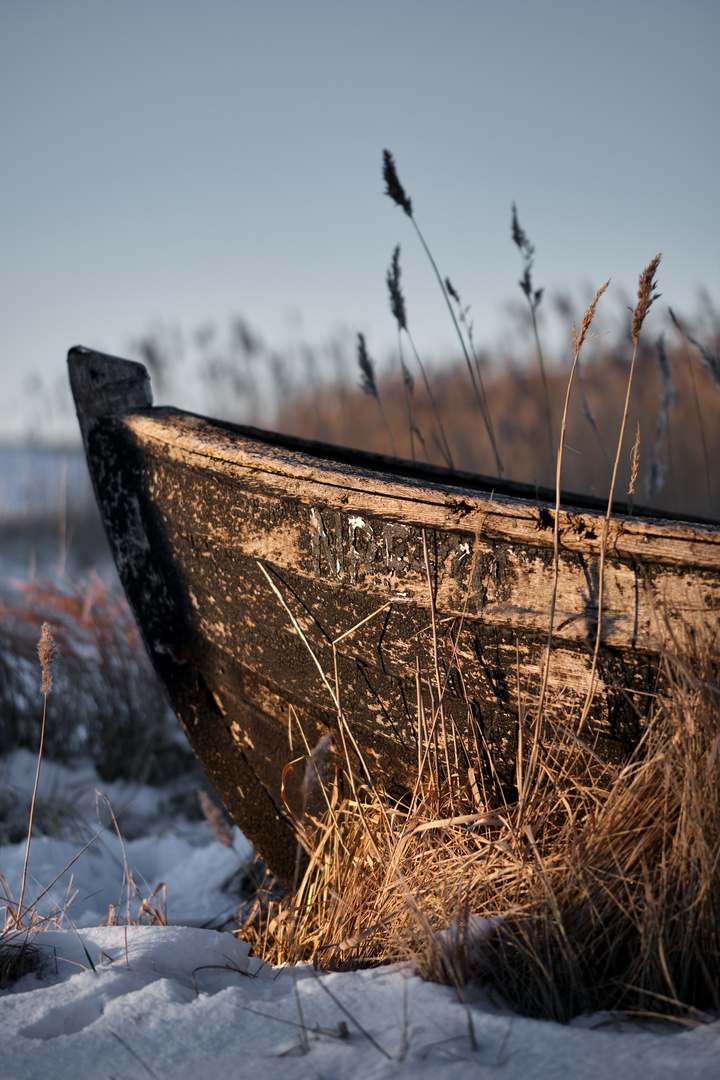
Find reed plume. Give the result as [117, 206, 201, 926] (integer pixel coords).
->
[628, 420, 640, 514]
[386, 244, 408, 332]
[382, 149, 412, 217]
[198, 790, 235, 849]
[357, 332, 377, 397]
[579, 255, 661, 734]
[382, 149, 504, 476]
[387, 245, 453, 467]
[386, 245, 419, 459]
[16, 623, 59, 927]
[512, 203, 553, 471]
[631, 254, 661, 344]
[686, 330, 720, 389]
[357, 333, 397, 456]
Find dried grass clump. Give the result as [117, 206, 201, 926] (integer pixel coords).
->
[487, 640, 720, 1021]
[243, 631, 719, 1024]
[0, 575, 181, 784]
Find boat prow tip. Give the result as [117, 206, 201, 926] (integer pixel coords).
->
[68, 346, 154, 429]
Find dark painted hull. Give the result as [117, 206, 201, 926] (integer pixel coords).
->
[69, 347, 720, 887]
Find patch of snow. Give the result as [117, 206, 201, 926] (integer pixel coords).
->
[2, 749, 719, 1079]
[0, 750, 251, 928]
[1, 927, 719, 1079]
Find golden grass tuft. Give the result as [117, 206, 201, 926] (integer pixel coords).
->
[628, 420, 641, 513]
[487, 637, 720, 1021]
[242, 623, 719, 1023]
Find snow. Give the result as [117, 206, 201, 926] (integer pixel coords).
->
[2, 752, 719, 1078]
[0, 751, 252, 929]
[2, 927, 720, 1080]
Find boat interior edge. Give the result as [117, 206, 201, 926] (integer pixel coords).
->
[146, 405, 720, 529]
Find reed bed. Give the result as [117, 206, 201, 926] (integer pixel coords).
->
[277, 337, 720, 520]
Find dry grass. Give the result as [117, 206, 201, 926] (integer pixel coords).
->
[488, 639, 720, 1021]
[240, 622, 719, 1023]
[0, 610, 176, 981]
[0, 925, 41, 988]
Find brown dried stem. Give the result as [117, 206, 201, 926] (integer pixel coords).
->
[383, 149, 504, 477]
[15, 624, 58, 927]
[579, 255, 661, 734]
[528, 280, 610, 809]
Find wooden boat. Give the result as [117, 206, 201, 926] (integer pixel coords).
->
[69, 346, 720, 887]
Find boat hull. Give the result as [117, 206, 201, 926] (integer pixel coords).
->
[69, 348, 720, 887]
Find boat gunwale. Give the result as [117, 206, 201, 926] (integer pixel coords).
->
[122, 408, 720, 571]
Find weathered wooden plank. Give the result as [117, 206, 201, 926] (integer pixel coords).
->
[125, 418, 720, 657]
[126, 411, 720, 567]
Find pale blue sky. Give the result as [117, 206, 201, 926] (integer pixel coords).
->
[1, 0, 718, 439]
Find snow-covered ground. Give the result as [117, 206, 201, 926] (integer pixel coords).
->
[2, 751, 719, 1079]
[5, 923, 720, 1080]
[0, 750, 253, 930]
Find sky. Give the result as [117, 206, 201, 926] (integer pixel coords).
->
[1, 0, 718, 441]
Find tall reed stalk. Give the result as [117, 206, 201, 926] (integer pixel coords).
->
[387, 244, 453, 467]
[15, 623, 58, 928]
[382, 150, 504, 477]
[528, 279, 610, 809]
[512, 204, 554, 473]
[386, 245, 420, 461]
[356, 333, 397, 456]
[578, 255, 661, 733]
